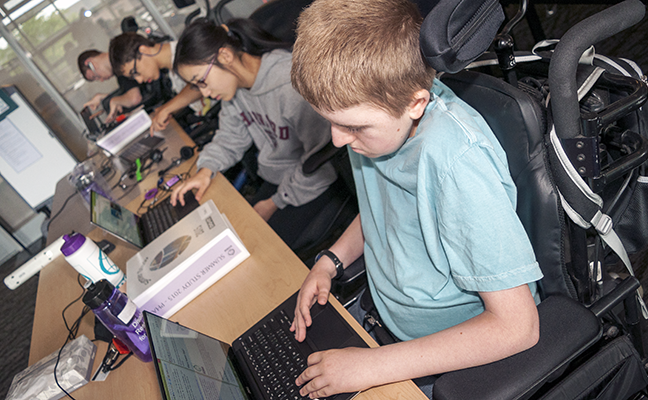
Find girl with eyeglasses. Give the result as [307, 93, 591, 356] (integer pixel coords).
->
[170, 18, 338, 251]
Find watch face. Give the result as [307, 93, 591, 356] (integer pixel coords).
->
[334, 263, 344, 280]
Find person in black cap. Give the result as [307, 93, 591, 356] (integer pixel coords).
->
[289, 0, 543, 398]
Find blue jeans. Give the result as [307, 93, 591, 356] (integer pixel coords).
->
[346, 293, 435, 399]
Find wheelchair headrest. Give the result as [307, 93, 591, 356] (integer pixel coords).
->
[420, 0, 504, 73]
[121, 16, 139, 33]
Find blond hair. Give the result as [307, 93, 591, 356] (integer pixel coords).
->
[291, 0, 435, 118]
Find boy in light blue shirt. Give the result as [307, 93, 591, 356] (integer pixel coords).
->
[289, 0, 543, 398]
[354, 78, 542, 342]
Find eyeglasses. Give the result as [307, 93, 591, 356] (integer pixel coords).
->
[127, 51, 140, 79]
[194, 56, 216, 89]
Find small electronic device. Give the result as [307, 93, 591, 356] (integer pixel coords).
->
[96, 239, 116, 255]
[80, 106, 103, 137]
[162, 175, 181, 190]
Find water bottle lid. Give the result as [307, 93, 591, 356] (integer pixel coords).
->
[60, 233, 86, 256]
[82, 279, 115, 309]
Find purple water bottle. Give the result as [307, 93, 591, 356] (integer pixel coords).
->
[82, 279, 152, 362]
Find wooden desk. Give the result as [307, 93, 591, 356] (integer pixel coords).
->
[30, 121, 426, 399]
[46, 121, 197, 243]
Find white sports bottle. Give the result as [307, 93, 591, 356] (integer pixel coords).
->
[60, 233, 125, 288]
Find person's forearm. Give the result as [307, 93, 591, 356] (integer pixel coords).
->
[356, 286, 539, 386]
[161, 85, 203, 114]
[83, 93, 108, 110]
[329, 215, 364, 268]
[111, 87, 142, 108]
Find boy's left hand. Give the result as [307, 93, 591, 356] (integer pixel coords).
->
[296, 347, 376, 398]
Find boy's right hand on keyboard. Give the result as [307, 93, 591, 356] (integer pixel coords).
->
[170, 168, 213, 206]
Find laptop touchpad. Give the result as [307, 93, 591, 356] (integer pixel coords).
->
[306, 305, 362, 351]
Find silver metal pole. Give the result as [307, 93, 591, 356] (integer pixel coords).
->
[0, 23, 85, 133]
[140, 0, 178, 40]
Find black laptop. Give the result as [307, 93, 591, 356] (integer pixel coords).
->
[90, 190, 200, 248]
[143, 291, 368, 400]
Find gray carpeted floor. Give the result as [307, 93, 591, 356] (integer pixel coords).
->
[1, 239, 43, 399]
[2, 3, 648, 399]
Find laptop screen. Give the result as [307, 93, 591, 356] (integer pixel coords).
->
[90, 190, 144, 247]
[143, 311, 253, 400]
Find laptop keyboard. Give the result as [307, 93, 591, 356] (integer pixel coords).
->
[239, 310, 310, 400]
[141, 199, 180, 242]
[120, 141, 151, 163]
[120, 136, 163, 164]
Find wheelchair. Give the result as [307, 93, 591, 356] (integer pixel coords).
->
[419, 0, 648, 398]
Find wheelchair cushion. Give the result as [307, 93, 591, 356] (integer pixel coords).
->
[433, 296, 601, 400]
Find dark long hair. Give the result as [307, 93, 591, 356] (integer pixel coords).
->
[173, 17, 289, 72]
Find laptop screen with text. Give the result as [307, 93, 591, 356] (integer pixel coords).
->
[144, 311, 253, 400]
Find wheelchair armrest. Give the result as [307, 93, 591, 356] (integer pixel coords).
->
[588, 276, 640, 318]
[332, 256, 367, 307]
[433, 295, 602, 400]
[339, 256, 365, 285]
[303, 141, 341, 174]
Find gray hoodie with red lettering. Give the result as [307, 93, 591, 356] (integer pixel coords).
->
[196, 49, 336, 209]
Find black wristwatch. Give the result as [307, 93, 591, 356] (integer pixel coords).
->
[315, 249, 344, 280]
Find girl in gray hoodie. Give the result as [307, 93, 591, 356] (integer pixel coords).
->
[170, 18, 337, 249]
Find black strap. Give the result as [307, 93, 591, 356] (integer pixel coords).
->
[315, 249, 344, 280]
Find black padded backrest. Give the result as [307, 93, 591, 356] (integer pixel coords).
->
[441, 71, 575, 300]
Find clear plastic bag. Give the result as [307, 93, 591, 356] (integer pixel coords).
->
[6, 335, 96, 400]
